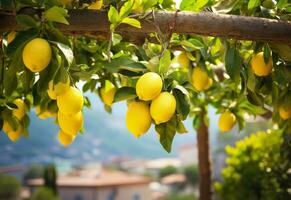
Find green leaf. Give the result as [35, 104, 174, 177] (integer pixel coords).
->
[180, 0, 209, 11]
[225, 47, 242, 81]
[173, 88, 190, 120]
[176, 117, 188, 134]
[119, 0, 134, 19]
[159, 50, 171, 75]
[53, 42, 74, 67]
[277, 0, 288, 9]
[114, 87, 137, 102]
[16, 14, 38, 29]
[44, 6, 69, 25]
[121, 17, 141, 28]
[112, 33, 122, 46]
[180, 38, 204, 51]
[155, 117, 177, 153]
[248, 0, 261, 10]
[108, 6, 120, 26]
[104, 57, 146, 73]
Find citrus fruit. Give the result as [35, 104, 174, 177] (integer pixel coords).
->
[22, 38, 52, 73]
[47, 78, 70, 100]
[7, 126, 22, 142]
[88, 0, 103, 10]
[57, 86, 84, 115]
[7, 31, 16, 44]
[192, 67, 209, 91]
[12, 99, 26, 120]
[218, 111, 236, 132]
[126, 101, 152, 137]
[204, 77, 213, 90]
[251, 52, 273, 76]
[58, 111, 83, 135]
[100, 81, 116, 106]
[150, 92, 176, 124]
[136, 72, 163, 101]
[58, 130, 74, 147]
[279, 105, 291, 120]
[35, 106, 56, 119]
[2, 120, 13, 133]
[176, 52, 190, 68]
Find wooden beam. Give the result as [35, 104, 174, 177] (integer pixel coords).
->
[0, 9, 291, 44]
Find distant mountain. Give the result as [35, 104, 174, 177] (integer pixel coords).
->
[1, 94, 218, 166]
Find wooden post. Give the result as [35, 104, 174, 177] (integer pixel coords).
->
[197, 111, 211, 200]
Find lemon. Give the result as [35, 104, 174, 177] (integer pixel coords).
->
[7, 31, 16, 44]
[150, 92, 176, 124]
[279, 105, 291, 120]
[7, 126, 22, 142]
[251, 52, 273, 76]
[35, 106, 56, 119]
[136, 72, 163, 101]
[218, 111, 236, 132]
[47, 78, 70, 100]
[204, 77, 213, 90]
[88, 0, 103, 10]
[192, 68, 209, 91]
[22, 38, 52, 73]
[57, 86, 84, 115]
[126, 101, 152, 137]
[12, 99, 26, 120]
[2, 120, 13, 133]
[58, 130, 74, 147]
[176, 52, 190, 68]
[58, 111, 83, 135]
[100, 81, 116, 106]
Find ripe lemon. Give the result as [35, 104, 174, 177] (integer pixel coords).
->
[100, 81, 116, 106]
[176, 52, 190, 68]
[47, 78, 70, 100]
[7, 31, 16, 44]
[136, 72, 163, 101]
[22, 38, 52, 73]
[126, 101, 152, 137]
[13, 99, 26, 120]
[251, 52, 273, 76]
[150, 92, 176, 124]
[58, 111, 83, 135]
[88, 0, 103, 9]
[192, 68, 209, 91]
[2, 120, 13, 133]
[57, 86, 84, 115]
[58, 130, 75, 147]
[279, 105, 291, 120]
[204, 77, 213, 90]
[7, 126, 22, 142]
[218, 111, 236, 132]
[35, 106, 56, 119]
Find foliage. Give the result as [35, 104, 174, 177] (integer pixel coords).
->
[0, 174, 21, 200]
[183, 165, 199, 186]
[30, 187, 60, 200]
[23, 164, 44, 184]
[44, 164, 58, 195]
[159, 165, 178, 178]
[214, 129, 290, 200]
[165, 193, 197, 200]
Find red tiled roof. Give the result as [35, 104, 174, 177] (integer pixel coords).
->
[161, 174, 186, 185]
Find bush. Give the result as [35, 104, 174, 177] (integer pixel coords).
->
[215, 130, 290, 200]
[159, 165, 178, 178]
[0, 174, 21, 200]
[23, 165, 44, 184]
[165, 193, 197, 200]
[30, 187, 60, 200]
[183, 165, 199, 186]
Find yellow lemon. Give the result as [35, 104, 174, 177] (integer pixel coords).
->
[150, 92, 176, 124]
[192, 68, 209, 91]
[251, 52, 273, 76]
[218, 111, 236, 132]
[58, 130, 75, 147]
[58, 111, 83, 135]
[136, 72, 163, 101]
[279, 105, 291, 120]
[204, 77, 213, 90]
[7, 126, 22, 142]
[126, 101, 152, 137]
[100, 81, 116, 106]
[176, 52, 190, 68]
[2, 120, 13, 133]
[12, 99, 26, 120]
[88, 0, 103, 10]
[57, 86, 84, 115]
[22, 38, 52, 72]
[35, 106, 56, 119]
[7, 31, 16, 44]
[47, 78, 70, 100]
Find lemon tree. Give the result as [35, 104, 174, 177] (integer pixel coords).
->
[0, 0, 291, 199]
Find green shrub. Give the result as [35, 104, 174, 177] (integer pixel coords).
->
[30, 187, 60, 200]
[159, 165, 178, 178]
[183, 165, 199, 186]
[0, 174, 21, 200]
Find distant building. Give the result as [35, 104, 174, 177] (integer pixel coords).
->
[178, 144, 198, 167]
[161, 174, 186, 191]
[27, 166, 151, 200]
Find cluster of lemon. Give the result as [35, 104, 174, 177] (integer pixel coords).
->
[2, 99, 26, 142]
[126, 72, 177, 137]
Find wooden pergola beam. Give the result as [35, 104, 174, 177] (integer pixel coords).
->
[1, 9, 291, 44]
